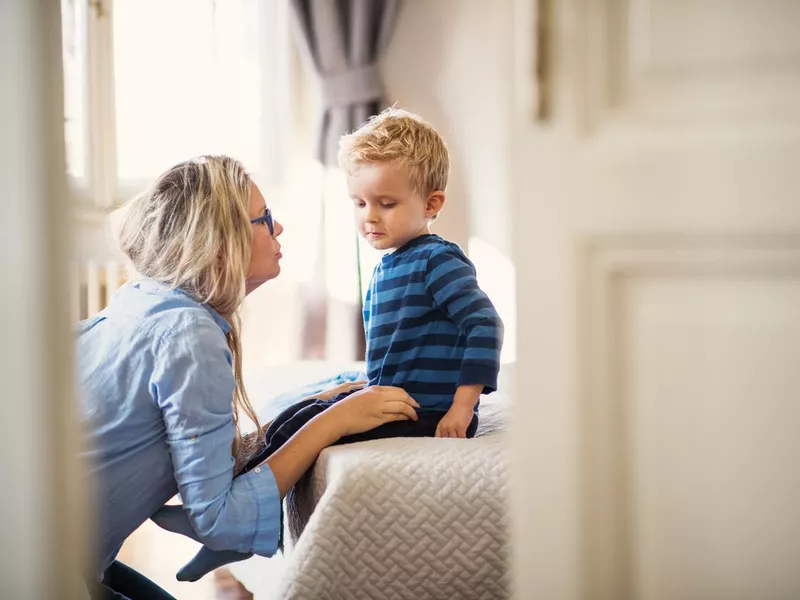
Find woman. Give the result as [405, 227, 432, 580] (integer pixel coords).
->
[76, 156, 419, 599]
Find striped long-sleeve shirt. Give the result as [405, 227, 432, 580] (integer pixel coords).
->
[363, 234, 504, 412]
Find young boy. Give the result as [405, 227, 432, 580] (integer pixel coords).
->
[153, 108, 504, 580]
[341, 107, 504, 438]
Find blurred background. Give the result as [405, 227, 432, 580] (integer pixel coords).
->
[2, 0, 800, 598]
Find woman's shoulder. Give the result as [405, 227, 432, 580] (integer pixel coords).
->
[106, 280, 230, 346]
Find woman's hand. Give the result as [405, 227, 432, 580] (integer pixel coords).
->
[264, 385, 418, 498]
[324, 385, 420, 439]
[303, 380, 367, 402]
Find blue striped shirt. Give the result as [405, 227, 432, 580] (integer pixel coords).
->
[363, 234, 504, 411]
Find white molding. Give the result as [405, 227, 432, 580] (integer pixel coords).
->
[84, 0, 117, 208]
[578, 234, 800, 599]
[578, 0, 800, 134]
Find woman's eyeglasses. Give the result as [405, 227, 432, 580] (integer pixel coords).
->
[250, 208, 274, 236]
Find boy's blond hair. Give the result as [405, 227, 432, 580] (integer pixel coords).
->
[337, 107, 449, 197]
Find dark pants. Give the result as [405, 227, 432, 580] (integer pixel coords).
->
[243, 392, 479, 474]
[86, 561, 176, 600]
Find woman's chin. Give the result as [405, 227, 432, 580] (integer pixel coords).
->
[245, 268, 280, 296]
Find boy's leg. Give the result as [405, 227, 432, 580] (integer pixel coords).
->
[337, 411, 480, 444]
[255, 401, 334, 459]
[337, 410, 442, 444]
[241, 398, 321, 473]
[149, 504, 200, 540]
[175, 547, 254, 583]
[99, 561, 177, 600]
[466, 413, 480, 438]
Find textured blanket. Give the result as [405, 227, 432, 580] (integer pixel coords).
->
[274, 393, 511, 600]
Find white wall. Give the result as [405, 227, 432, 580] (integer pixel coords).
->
[383, 0, 515, 256]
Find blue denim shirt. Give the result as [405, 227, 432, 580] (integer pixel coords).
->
[75, 281, 280, 580]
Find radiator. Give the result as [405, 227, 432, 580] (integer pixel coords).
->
[72, 261, 128, 322]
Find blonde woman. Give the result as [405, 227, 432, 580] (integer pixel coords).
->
[76, 156, 419, 600]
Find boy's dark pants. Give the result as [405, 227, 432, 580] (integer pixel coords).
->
[243, 392, 479, 474]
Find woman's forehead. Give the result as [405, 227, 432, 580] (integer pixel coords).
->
[249, 182, 267, 210]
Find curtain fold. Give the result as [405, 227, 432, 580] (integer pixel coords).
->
[288, 0, 402, 360]
[289, 0, 402, 166]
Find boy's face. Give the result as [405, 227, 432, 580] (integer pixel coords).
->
[346, 162, 442, 251]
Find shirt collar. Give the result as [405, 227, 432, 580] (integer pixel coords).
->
[382, 234, 440, 264]
[132, 280, 232, 334]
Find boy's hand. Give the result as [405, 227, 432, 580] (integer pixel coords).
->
[435, 403, 474, 438]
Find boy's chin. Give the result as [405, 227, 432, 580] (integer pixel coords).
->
[364, 237, 393, 250]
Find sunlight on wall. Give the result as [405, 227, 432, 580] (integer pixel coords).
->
[469, 237, 517, 364]
[323, 168, 361, 304]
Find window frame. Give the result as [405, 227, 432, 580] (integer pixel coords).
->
[66, 0, 294, 222]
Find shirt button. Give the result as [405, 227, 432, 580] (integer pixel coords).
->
[253, 467, 261, 474]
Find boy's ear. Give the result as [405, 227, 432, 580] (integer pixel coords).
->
[426, 191, 446, 219]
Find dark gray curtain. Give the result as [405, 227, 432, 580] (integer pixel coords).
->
[289, 0, 402, 359]
[290, 0, 402, 166]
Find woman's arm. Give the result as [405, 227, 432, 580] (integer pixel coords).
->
[262, 412, 339, 497]
[155, 317, 419, 556]
[264, 385, 420, 497]
[153, 319, 283, 556]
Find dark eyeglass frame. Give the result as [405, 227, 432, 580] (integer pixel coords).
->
[250, 208, 274, 236]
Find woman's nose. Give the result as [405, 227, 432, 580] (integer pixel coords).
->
[273, 219, 284, 237]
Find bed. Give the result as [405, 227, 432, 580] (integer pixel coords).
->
[228, 361, 512, 600]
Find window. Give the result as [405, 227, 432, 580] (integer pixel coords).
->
[61, 0, 370, 367]
[60, 0, 284, 210]
[61, 0, 88, 182]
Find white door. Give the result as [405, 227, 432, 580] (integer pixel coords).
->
[511, 1, 800, 599]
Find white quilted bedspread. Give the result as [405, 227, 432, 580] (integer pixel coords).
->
[275, 429, 510, 600]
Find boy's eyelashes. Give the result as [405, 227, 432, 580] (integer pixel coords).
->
[351, 199, 397, 208]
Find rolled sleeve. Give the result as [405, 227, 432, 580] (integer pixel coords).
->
[241, 466, 282, 556]
[151, 315, 281, 556]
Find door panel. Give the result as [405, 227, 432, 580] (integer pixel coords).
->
[511, 1, 800, 598]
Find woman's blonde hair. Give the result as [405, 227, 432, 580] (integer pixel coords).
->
[113, 155, 261, 470]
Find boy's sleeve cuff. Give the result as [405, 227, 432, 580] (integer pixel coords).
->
[459, 364, 499, 395]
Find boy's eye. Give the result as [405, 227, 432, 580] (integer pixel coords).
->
[380, 202, 396, 208]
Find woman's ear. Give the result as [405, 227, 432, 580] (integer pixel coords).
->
[426, 191, 446, 220]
